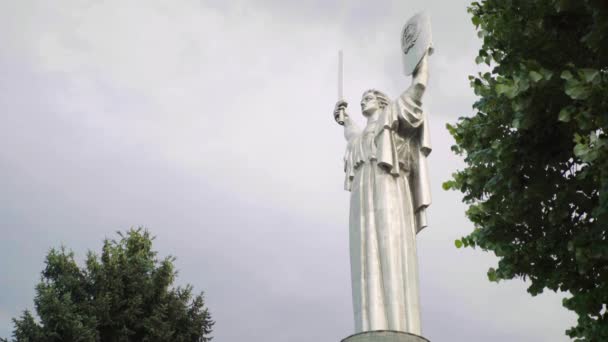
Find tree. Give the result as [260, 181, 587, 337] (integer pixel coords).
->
[444, 0, 608, 340]
[6, 228, 214, 342]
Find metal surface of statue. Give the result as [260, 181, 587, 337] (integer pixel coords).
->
[332, 13, 433, 338]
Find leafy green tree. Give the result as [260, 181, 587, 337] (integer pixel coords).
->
[445, 0, 608, 340]
[6, 228, 213, 342]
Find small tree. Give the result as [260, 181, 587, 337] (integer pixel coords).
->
[6, 228, 213, 342]
[445, 0, 608, 340]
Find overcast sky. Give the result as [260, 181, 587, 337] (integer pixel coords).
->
[0, 0, 577, 341]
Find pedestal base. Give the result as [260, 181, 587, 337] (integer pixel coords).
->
[341, 330, 430, 342]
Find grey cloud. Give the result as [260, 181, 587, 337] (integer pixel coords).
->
[1, 1, 576, 341]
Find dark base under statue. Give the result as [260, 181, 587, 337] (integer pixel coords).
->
[342, 330, 430, 342]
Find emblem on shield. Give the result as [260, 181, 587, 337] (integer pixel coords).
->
[401, 12, 433, 76]
[402, 22, 420, 54]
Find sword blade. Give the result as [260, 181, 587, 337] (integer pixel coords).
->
[338, 50, 343, 100]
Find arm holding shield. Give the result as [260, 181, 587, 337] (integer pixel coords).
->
[401, 12, 433, 104]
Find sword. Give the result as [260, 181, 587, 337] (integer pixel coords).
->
[335, 49, 346, 125]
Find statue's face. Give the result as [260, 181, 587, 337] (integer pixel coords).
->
[361, 92, 379, 116]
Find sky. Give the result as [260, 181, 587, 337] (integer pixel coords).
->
[0, 0, 577, 341]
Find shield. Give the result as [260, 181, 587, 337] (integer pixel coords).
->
[401, 12, 433, 76]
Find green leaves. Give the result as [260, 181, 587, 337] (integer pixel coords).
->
[573, 131, 606, 163]
[494, 65, 556, 101]
[442, 180, 456, 191]
[573, 143, 588, 159]
[579, 68, 600, 83]
[455, 239, 463, 248]
[495, 83, 516, 98]
[560, 70, 574, 81]
[446, 0, 608, 340]
[8, 228, 214, 342]
[529, 70, 543, 83]
[565, 83, 592, 100]
[487, 267, 498, 282]
[562, 68, 602, 100]
[558, 107, 573, 122]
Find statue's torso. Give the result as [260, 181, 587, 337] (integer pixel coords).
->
[346, 114, 414, 177]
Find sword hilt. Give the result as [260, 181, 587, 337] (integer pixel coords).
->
[334, 100, 347, 126]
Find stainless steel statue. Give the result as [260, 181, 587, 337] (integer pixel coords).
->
[333, 13, 433, 336]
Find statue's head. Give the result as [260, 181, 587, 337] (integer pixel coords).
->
[361, 89, 389, 117]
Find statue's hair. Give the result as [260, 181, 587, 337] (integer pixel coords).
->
[362, 89, 390, 109]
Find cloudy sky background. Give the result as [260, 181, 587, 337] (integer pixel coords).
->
[0, 0, 576, 341]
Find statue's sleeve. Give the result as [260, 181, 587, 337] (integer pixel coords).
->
[344, 142, 355, 191]
[397, 87, 432, 233]
[375, 85, 424, 175]
[344, 119, 362, 142]
[375, 85, 432, 233]
[342, 119, 362, 191]
[395, 86, 424, 131]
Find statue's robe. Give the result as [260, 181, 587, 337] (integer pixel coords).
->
[343, 85, 431, 335]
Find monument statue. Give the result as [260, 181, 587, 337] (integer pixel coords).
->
[333, 13, 433, 341]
